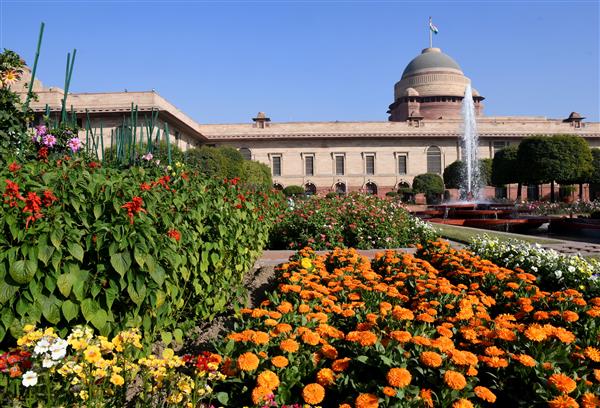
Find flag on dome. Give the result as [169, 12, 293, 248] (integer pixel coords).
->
[429, 18, 439, 34]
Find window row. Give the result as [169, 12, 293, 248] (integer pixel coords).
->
[273, 181, 379, 195]
[270, 148, 442, 177]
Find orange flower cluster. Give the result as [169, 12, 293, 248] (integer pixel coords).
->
[214, 243, 600, 406]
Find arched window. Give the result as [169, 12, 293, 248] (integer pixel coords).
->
[365, 182, 377, 195]
[305, 183, 317, 195]
[239, 148, 251, 160]
[273, 183, 284, 191]
[426, 146, 442, 174]
[334, 182, 346, 194]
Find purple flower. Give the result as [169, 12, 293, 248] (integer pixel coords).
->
[42, 134, 57, 148]
[67, 137, 82, 153]
[142, 152, 153, 161]
[35, 125, 47, 137]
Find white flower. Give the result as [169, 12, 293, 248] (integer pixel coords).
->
[50, 338, 68, 360]
[22, 371, 38, 387]
[33, 338, 50, 355]
[42, 357, 57, 368]
[554, 270, 563, 279]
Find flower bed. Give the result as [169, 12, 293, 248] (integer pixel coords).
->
[2, 243, 599, 406]
[469, 236, 600, 297]
[518, 200, 600, 216]
[268, 193, 437, 250]
[0, 158, 278, 343]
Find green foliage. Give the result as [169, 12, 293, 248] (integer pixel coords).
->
[590, 148, 600, 184]
[0, 49, 32, 161]
[412, 173, 444, 203]
[269, 193, 437, 250]
[492, 145, 519, 186]
[241, 160, 272, 189]
[444, 159, 492, 189]
[517, 135, 593, 185]
[282, 185, 305, 197]
[0, 159, 277, 343]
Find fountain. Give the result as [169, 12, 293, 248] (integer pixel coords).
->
[460, 83, 481, 200]
[412, 84, 552, 232]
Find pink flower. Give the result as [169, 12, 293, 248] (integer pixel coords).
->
[42, 134, 57, 148]
[67, 137, 81, 153]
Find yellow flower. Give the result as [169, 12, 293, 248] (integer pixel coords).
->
[110, 373, 125, 386]
[177, 376, 194, 394]
[23, 324, 35, 332]
[84, 345, 102, 364]
[301, 258, 313, 269]
[79, 390, 89, 401]
[162, 348, 175, 359]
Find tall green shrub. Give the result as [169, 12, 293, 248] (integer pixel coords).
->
[412, 173, 444, 204]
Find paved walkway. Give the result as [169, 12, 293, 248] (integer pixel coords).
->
[256, 237, 599, 268]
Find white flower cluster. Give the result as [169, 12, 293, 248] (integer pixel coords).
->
[469, 235, 600, 293]
[22, 334, 70, 387]
[407, 216, 438, 242]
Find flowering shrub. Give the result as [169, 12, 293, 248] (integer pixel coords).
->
[269, 193, 437, 250]
[0, 158, 278, 342]
[30, 123, 82, 159]
[199, 244, 598, 406]
[0, 325, 227, 406]
[469, 235, 600, 296]
[518, 200, 600, 216]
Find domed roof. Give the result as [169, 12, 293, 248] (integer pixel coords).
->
[401, 48, 463, 78]
[404, 87, 419, 96]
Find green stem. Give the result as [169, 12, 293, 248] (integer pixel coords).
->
[24, 22, 45, 112]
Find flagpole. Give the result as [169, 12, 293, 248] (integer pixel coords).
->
[429, 16, 432, 48]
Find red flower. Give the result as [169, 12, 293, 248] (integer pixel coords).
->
[3, 179, 24, 207]
[181, 172, 189, 181]
[37, 147, 48, 160]
[140, 182, 151, 191]
[121, 196, 147, 224]
[42, 190, 58, 207]
[88, 161, 101, 169]
[8, 162, 21, 173]
[167, 229, 181, 241]
[152, 175, 171, 190]
[23, 192, 43, 229]
[230, 177, 239, 186]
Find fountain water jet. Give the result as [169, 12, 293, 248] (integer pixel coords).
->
[460, 83, 481, 200]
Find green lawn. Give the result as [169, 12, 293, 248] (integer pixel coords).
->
[433, 223, 564, 245]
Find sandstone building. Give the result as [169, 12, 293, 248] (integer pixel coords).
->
[17, 47, 600, 199]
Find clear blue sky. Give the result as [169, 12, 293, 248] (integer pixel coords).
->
[1, 0, 598, 123]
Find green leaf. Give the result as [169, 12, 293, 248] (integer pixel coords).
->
[57, 274, 74, 297]
[67, 242, 84, 263]
[61, 300, 79, 322]
[81, 298, 98, 322]
[134, 246, 146, 268]
[0, 282, 18, 305]
[127, 283, 144, 306]
[110, 252, 131, 277]
[90, 309, 108, 330]
[216, 392, 229, 405]
[50, 229, 63, 249]
[173, 328, 183, 344]
[37, 245, 54, 266]
[161, 331, 173, 345]
[9, 260, 36, 284]
[356, 355, 369, 364]
[93, 204, 102, 220]
[41, 297, 60, 325]
[149, 264, 166, 287]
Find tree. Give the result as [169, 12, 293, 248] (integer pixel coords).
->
[241, 160, 272, 189]
[590, 148, 600, 184]
[443, 159, 492, 190]
[412, 173, 445, 204]
[492, 145, 522, 199]
[517, 135, 592, 202]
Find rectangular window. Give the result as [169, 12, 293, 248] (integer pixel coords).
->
[305, 155, 314, 176]
[398, 155, 407, 175]
[272, 156, 281, 177]
[492, 141, 509, 156]
[365, 155, 375, 175]
[335, 155, 345, 176]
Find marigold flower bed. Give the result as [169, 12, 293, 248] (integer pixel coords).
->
[2, 242, 599, 407]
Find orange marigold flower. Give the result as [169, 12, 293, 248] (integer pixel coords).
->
[257, 370, 280, 390]
[437, 326, 454, 338]
[339, 405, 352, 408]
[237, 352, 260, 371]
[524, 324, 548, 342]
[553, 327, 576, 344]
[383, 386, 396, 397]
[562, 311, 579, 322]
[271, 355, 289, 368]
[321, 344, 338, 359]
[280, 339, 299, 353]
[584, 346, 600, 362]
[466, 366, 478, 377]
[420, 388, 434, 408]
[392, 307, 414, 320]
[484, 346, 505, 356]
[301, 330, 321, 346]
[581, 392, 600, 408]
[252, 331, 270, 345]
[298, 304, 311, 313]
[444, 370, 467, 390]
[302, 383, 325, 404]
[355, 393, 379, 408]
[332, 357, 351, 372]
[549, 373, 577, 394]
[274, 323, 292, 335]
[452, 399, 474, 408]
[276, 301, 293, 314]
[316, 368, 336, 387]
[474, 386, 496, 403]
[513, 354, 537, 367]
[594, 369, 600, 382]
[420, 351, 443, 368]
[389, 330, 412, 343]
[251, 386, 273, 405]
[548, 395, 579, 408]
[386, 367, 411, 388]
